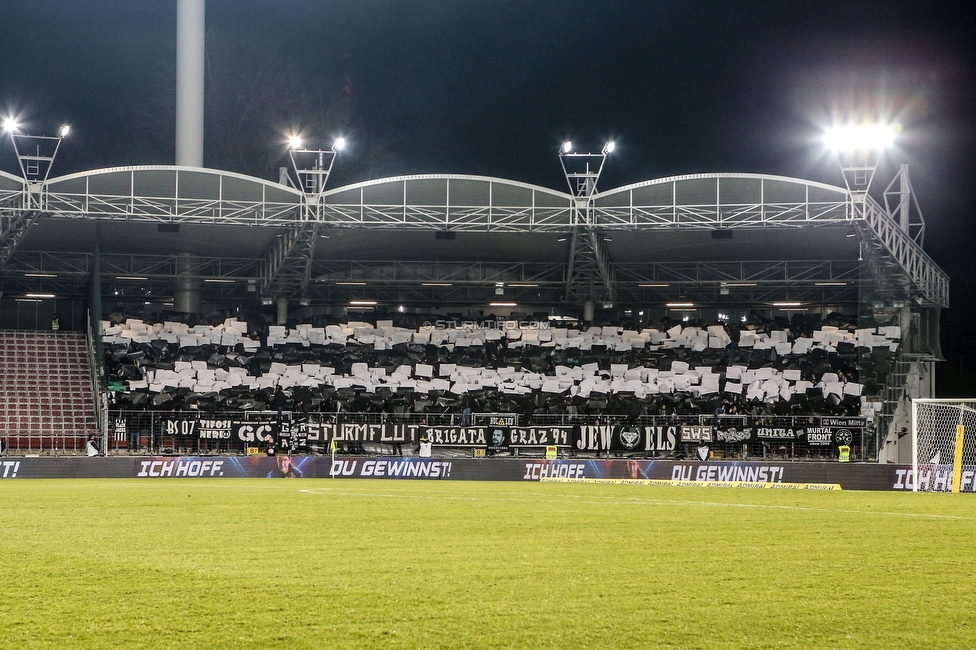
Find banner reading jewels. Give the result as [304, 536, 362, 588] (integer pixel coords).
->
[574, 424, 680, 453]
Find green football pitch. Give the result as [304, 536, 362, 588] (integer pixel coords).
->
[1, 479, 974, 649]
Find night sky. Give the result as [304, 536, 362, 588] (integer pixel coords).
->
[0, 1, 973, 284]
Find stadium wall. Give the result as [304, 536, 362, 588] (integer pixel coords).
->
[0, 456, 966, 491]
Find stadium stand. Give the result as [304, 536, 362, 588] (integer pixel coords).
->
[101, 312, 897, 419]
[0, 331, 98, 453]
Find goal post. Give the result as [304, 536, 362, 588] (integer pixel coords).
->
[911, 399, 976, 493]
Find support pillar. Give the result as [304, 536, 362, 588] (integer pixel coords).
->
[174, 253, 201, 314]
[277, 297, 289, 326]
[583, 301, 594, 323]
[176, 0, 205, 167]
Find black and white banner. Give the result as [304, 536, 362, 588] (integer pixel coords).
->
[574, 425, 680, 453]
[819, 416, 865, 448]
[800, 426, 835, 447]
[754, 426, 801, 440]
[715, 426, 753, 443]
[505, 426, 572, 447]
[158, 416, 866, 450]
[680, 425, 713, 442]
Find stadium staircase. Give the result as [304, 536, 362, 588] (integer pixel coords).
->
[0, 331, 97, 454]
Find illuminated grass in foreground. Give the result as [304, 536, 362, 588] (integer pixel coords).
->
[1, 479, 974, 649]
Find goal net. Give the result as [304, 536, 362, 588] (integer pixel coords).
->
[912, 399, 976, 493]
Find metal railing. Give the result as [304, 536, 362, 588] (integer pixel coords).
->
[85, 312, 107, 452]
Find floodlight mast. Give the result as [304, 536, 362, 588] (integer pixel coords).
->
[826, 124, 895, 197]
[287, 137, 345, 201]
[4, 122, 69, 189]
[559, 141, 617, 307]
[558, 141, 614, 201]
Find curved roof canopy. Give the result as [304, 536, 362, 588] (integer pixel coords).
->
[43, 166, 303, 225]
[0, 165, 950, 307]
[320, 174, 573, 231]
[593, 173, 850, 229]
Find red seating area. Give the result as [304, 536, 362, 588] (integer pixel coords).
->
[0, 331, 97, 454]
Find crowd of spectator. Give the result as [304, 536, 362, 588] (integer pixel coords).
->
[102, 311, 897, 419]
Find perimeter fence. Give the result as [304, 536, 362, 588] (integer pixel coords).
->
[97, 410, 870, 461]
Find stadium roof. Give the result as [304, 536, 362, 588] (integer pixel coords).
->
[0, 165, 948, 310]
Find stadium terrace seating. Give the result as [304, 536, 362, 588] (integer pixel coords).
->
[0, 331, 98, 453]
[102, 315, 898, 419]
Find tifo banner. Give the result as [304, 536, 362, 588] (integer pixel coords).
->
[574, 424, 680, 453]
[714, 426, 753, 444]
[155, 417, 866, 450]
[160, 419, 574, 448]
[817, 416, 865, 449]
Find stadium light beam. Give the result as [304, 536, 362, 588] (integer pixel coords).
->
[826, 123, 898, 196]
[332, 137, 346, 151]
[58, 124, 70, 137]
[289, 135, 302, 150]
[603, 140, 615, 154]
[824, 124, 897, 152]
[2, 118, 18, 133]
[561, 141, 572, 153]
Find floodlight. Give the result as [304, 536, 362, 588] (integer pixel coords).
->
[561, 141, 572, 153]
[824, 124, 896, 152]
[289, 135, 303, 150]
[2, 118, 18, 133]
[332, 137, 346, 151]
[603, 141, 615, 154]
[58, 124, 70, 137]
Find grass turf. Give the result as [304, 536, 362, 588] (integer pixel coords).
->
[0, 479, 974, 649]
